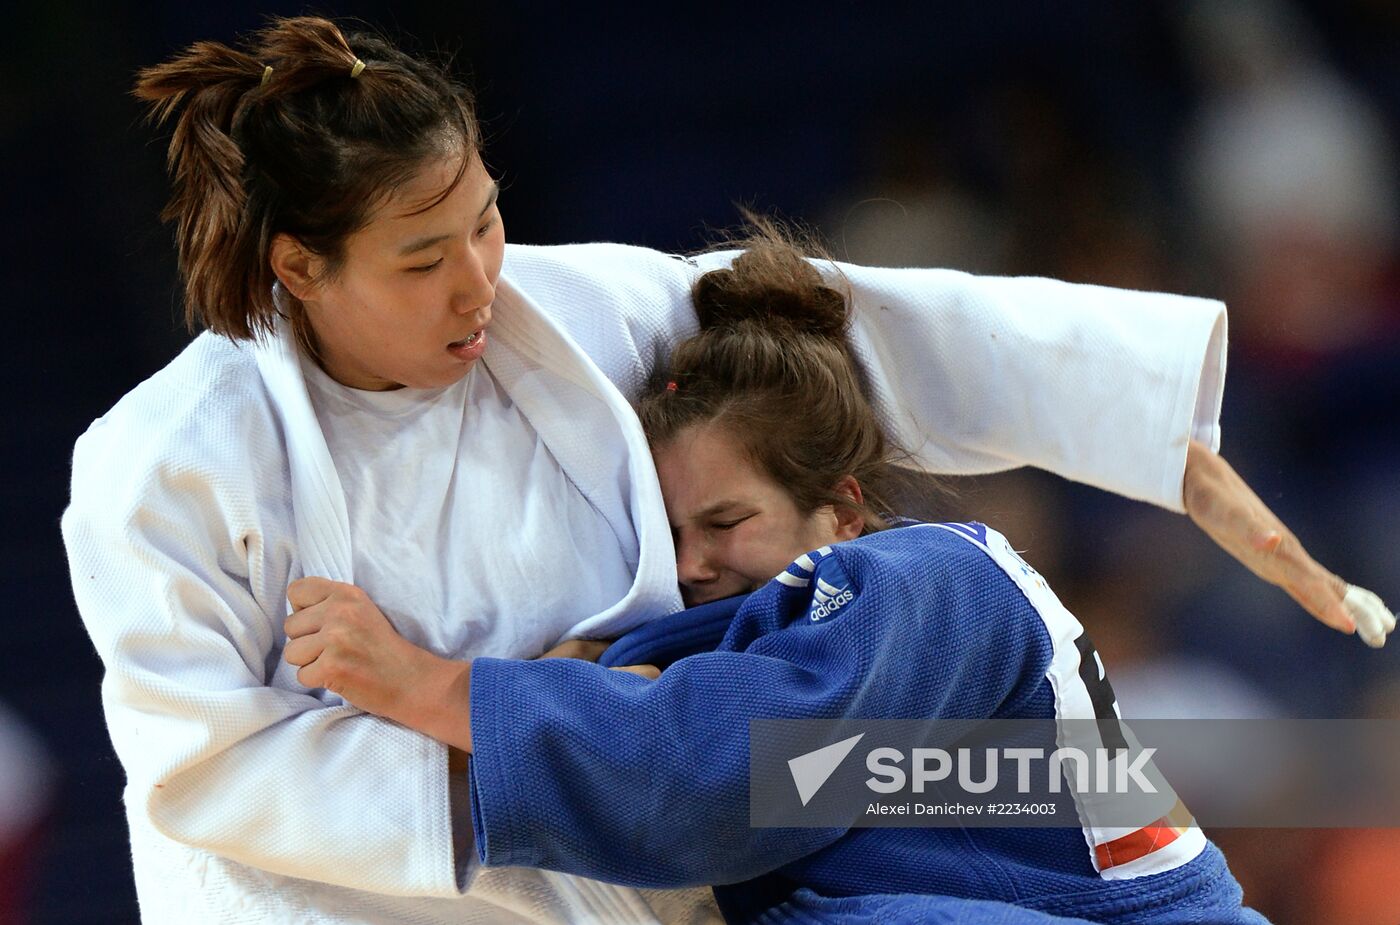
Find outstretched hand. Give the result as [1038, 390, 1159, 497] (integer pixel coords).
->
[1182, 440, 1395, 647]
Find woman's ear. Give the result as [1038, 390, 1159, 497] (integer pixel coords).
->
[832, 474, 866, 541]
[269, 233, 323, 302]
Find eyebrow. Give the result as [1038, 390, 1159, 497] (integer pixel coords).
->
[396, 182, 500, 257]
[694, 499, 748, 520]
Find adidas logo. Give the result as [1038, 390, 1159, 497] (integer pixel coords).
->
[810, 577, 853, 621]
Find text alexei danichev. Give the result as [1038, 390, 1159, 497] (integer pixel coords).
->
[865, 802, 1058, 816]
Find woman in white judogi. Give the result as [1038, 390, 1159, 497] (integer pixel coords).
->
[60, 16, 1389, 925]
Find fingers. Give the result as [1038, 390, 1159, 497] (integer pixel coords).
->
[285, 634, 356, 693]
[283, 633, 325, 668]
[296, 660, 330, 692]
[1320, 572, 1356, 635]
[539, 639, 609, 662]
[284, 580, 371, 637]
[1250, 520, 1395, 648]
[1345, 585, 1397, 649]
[609, 664, 661, 680]
[284, 633, 333, 691]
[284, 606, 324, 639]
[287, 576, 342, 611]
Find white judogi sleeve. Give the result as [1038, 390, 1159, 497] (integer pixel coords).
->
[502, 243, 1226, 512]
[835, 264, 1226, 511]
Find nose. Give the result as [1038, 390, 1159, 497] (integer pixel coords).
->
[452, 248, 496, 318]
[675, 532, 719, 592]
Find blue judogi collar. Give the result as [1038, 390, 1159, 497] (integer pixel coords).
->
[598, 593, 747, 669]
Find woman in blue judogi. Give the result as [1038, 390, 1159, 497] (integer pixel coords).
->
[285, 225, 1393, 922]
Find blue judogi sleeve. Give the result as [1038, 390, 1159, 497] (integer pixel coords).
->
[467, 526, 1053, 887]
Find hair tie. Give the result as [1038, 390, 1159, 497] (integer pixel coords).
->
[665, 380, 678, 392]
[260, 65, 273, 87]
[349, 58, 365, 78]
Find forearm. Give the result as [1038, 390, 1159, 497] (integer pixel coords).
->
[361, 639, 662, 755]
[386, 625, 682, 752]
[398, 654, 475, 753]
[1179, 438, 1396, 645]
[1180, 439, 1325, 588]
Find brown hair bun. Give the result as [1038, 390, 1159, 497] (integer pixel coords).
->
[691, 214, 850, 343]
[692, 251, 849, 342]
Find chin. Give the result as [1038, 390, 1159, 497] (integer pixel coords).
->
[435, 366, 477, 387]
[681, 589, 718, 608]
[405, 364, 474, 390]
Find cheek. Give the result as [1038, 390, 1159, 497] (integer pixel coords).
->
[482, 236, 507, 292]
[799, 509, 841, 550]
[329, 277, 391, 326]
[305, 288, 365, 350]
[488, 223, 506, 273]
[733, 523, 799, 585]
[467, 221, 507, 283]
[701, 530, 756, 585]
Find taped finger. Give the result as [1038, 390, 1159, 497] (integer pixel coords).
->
[1345, 585, 1395, 649]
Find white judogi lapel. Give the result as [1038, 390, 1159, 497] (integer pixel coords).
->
[251, 276, 682, 697]
[485, 274, 681, 637]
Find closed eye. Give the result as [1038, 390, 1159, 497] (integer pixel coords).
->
[407, 258, 443, 274]
[712, 515, 754, 531]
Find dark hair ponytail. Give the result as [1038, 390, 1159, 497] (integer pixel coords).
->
[134, 16, 480, 342]
[639, 217, 908, 532]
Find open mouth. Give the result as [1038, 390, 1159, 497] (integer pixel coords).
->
[447, 328, 489, 362]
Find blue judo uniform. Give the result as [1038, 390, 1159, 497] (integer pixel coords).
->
[467, 524, 1269, 924]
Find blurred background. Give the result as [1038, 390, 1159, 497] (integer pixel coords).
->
[3, 0, 1397, 922]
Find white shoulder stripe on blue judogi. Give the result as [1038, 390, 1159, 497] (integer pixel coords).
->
[775, 546, 837, 588]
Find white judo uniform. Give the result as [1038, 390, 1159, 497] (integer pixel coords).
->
[61, 243, 1227, 924]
